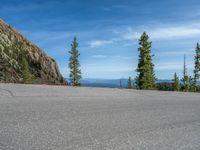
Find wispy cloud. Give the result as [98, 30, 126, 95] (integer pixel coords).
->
[151, 27, 200, 40]
[91, 55, 107, 58]
[121, 23, 200, 41]
[88, 22, 200, 49]
[91, 55, 133, 60]
[88, 39, 114, 48]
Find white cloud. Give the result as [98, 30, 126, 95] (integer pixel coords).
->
[89, 22, 200, 49]
[121, 24, 200, 41]
[91, 55, 107, 58]
[89, 40, 114, 48]
[150, 26, 200, 40]
[91, 55, 133, 60]
[85, 21, 200, 50]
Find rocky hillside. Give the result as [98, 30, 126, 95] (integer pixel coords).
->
[0, 19, 66, 85]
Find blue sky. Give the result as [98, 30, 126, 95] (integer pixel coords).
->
[1, 0, 200, 79]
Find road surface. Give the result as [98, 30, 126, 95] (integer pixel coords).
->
[0, 84, 200, 150]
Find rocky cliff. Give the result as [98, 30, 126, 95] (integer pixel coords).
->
[0, 19, 66, 85]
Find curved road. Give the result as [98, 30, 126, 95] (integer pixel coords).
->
[0, 84, 200, 150]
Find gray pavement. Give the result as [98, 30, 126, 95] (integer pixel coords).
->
[0, 83, 200, 150]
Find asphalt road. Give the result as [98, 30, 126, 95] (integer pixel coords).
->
[0, 84, 200, 150]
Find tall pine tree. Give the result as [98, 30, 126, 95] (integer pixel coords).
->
[68, 37, 81, 86]
[136, 32, 156, 90]
[194, 43, 200, 88]
[173, 72, 180, 91]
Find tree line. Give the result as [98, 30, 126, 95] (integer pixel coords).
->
[68, 33, 200, 92]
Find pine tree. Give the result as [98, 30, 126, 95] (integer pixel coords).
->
[182, 55, 189, 92]
[68, 37, 81, 86]
[194, 43, 200, 89]
[128, 76, 132, 89]
[173, 72, 180, 91]
[188, 76, 195, 92]
[136, 32, 156, 90]
[21, 57, 32, 84]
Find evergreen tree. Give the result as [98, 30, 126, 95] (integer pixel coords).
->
[128, 76, 132, 89]
[68, 37, 81, 86]
[173, 72, 180, 91]
[194, 43, 200, 89]
[189, 76, 195, 92]
[182, 55, 189, 92]
[21, 57, 32, 84]
[136, 32, 156, 90]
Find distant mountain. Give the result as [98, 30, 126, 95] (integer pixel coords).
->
[65, 78, 128, 88]
[0, 19, 66, 85]
[81, 78, 128, 88]
[66, 78, 200, 88]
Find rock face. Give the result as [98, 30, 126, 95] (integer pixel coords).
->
[0, 19, 66, 85]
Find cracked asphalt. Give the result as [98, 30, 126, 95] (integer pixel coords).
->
[0, 83, 200, 150]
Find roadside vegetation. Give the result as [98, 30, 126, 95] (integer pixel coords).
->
[0, 41, 34, 83]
